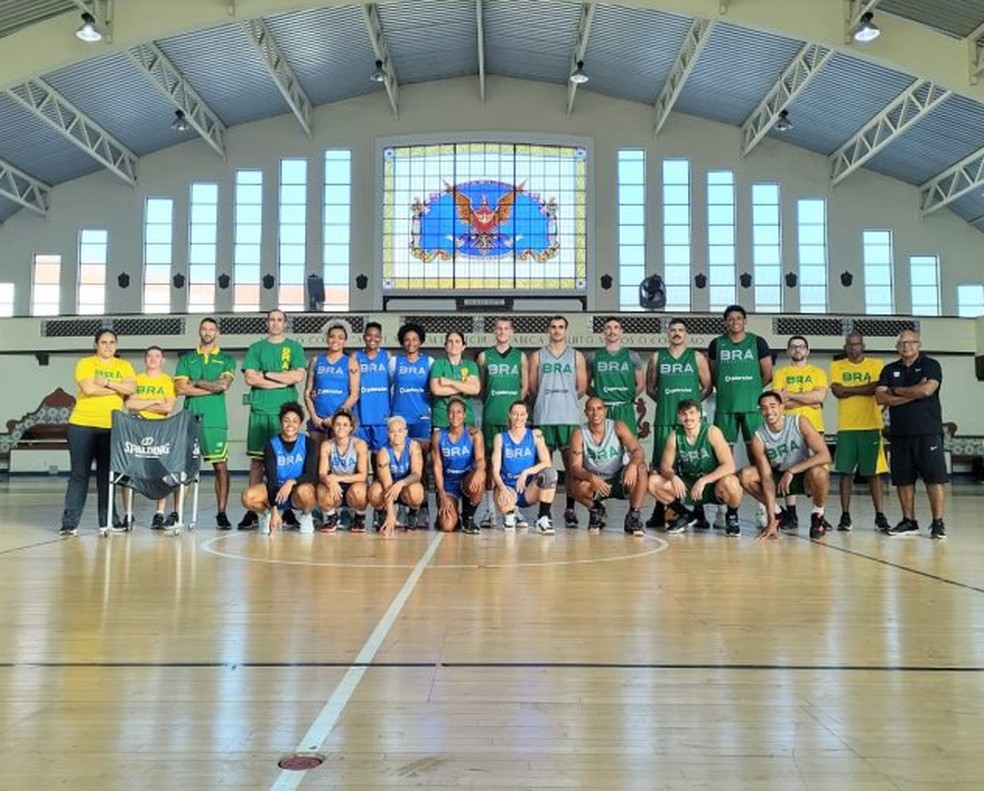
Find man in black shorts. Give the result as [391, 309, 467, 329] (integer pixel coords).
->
[875, 330, 947, 539]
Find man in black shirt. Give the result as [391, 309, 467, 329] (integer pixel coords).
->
[875, 330, 946, 539]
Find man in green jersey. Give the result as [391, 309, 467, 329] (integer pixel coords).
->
[174, 317, 237, 529]
[239, 309, 307, 529]
[644, 318, 711, 528]
[588, 317, 645, 436]
[476, 316, 528, 526]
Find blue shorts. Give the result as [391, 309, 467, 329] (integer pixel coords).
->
[355, 424, 388, 452]
[406, 421, 432, 442]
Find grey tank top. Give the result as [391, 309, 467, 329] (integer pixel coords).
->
[756, 416, 811, 472]
[581, 419, 623, 477]
[533, 345, 581, 426]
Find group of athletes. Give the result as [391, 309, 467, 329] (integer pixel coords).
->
[59, 303, 948, 541]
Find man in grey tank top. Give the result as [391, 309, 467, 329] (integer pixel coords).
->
[738, 391, 832, 540]
[529, 315, 588, 527]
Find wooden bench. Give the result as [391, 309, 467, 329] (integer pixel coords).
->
[0, 389, 75, 474]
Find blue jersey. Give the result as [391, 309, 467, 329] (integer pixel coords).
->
[355, 349, 390, 426]
[391, 353, 433, 425]
[384, 442, 412, 481]
[271, 434, 307, 488]
[437, 428, 476, 493]
[499, 428, 537, 490]
[311, 353, 350, 419]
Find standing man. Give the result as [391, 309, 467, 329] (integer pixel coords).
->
[828, 332, 889, 532]
[771, 335, 828, 531]
[304, 321, 359, 446]
[174, 317, 237, 529]
[477, 316, 528, 527]
[644, 317, 711, 528]
[875, 330, 947, 539]
[588, 317, 645, 436]
[240, 309, 308, 529]
[529, 315, 588, 527]
[353, 321, 391, 454]
[568, 397, 648, 536]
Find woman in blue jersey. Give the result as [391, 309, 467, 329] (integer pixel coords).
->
[432, 398, 485, 533]
[241, 401, 318, 535]
[368, 415, 426, 536]
[304, 322, 359, 449]
[316, 407, 370, 533]
[491, 400, 558, 535]
[390, 322, 433, 442]
[353, 321, 390, 453]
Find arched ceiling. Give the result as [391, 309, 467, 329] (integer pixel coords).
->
[1, 0, 984, 232]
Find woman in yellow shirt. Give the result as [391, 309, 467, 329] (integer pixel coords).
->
[59, 329, 136, 536]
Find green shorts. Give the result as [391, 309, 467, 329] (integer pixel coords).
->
[774, 469, 807, 495]
[538, 424, 576, 452]
[714, 411, 763, 444]
[247, 412, 281, 458]
[834, 430, 887, 476]
[201, 425, 229, 463]
[604, 402, 638, 436]
[483, 423, 507, 457]
[592, 468, 627, 502]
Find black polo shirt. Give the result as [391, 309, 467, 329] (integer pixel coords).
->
[878, 353, 943, 436]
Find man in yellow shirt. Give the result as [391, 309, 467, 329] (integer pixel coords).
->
[126, 346, 178, 528]
[771, 335, 828, 531]
[829, 331, 889, 532]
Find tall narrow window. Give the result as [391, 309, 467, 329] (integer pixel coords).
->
[323, 150, 352, 311]
[0, 283, 13, 317]
[78, 228, 107, 315]
[31, 254, 61, 316]
[910, 255, 940, 316]
[188, 182, 218, 313]
[797, 198, 827, 313]
[662, 159, 690, 311]
[862, 229, 893, 315]
[751, 183, 781, 312]
[143, 197, 173, 314]
[234, 169, 263, 312]
[958, 284, 984, 318]
[617, 149, 646, 311]
[279, 157, 307, 311]
[707, 170, 735, 312]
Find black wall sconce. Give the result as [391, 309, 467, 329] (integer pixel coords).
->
[694, 273, 707, 290]
[217, 273, 231, 289]
[355, 274, 369, 290]
[117, 272, 130, 289]
[840, 271, 854, 287]
[739, 272, 752, 289]
[172, 273, 186, 289]
[599, 274, 613, 291]
[262, 274, 276, 290]
[784, 272, 798, 288]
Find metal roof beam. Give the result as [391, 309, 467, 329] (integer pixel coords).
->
[653, 18, 713, 137]
[0, 158, 50, 216]
[362, 3, 399, 118]
[843, 0, 884, 45]
[740, 42, 832, 156]
[128, 42, 226, 159]
[830, 79, 950, 186]
[967, 20, 984, 85]
[243, 18, 312, 136]
[565, 3, 595, 116]
[476, 0, 486, 102]
[920, 146, 984, 216]
[5, 78, 137, 184]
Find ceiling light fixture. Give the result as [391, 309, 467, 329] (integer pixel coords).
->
[370, 60, 386, 83]
[853, 11, 881, 43]
[75, 12, 102, 43]
[171, 109, 191, 132]
[774, 109, 793, 132]
[569, 60, 589, 85]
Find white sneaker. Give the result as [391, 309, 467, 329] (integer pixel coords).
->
[298, 512, 315, 534]
[536, 515, 555, 535]
[714, 508, 727, 529]
[259, 510, 272, 535]
[756, 503, 769, 529]
[504, 511, 517, 530]
[516, 511, 530, 529]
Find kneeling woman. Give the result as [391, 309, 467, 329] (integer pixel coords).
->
[241, 401, 318, 534]
[432, 397, 486, 533]
[491, 400, 557, 535]
[317, 407, 370, 532]
[368, 415, 426, 536]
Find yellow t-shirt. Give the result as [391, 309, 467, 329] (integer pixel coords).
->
[772, 363, 827, 432]
[69, 356, 137, 429]
[133, 372, 175, 420]
[828, 357, 884, 431]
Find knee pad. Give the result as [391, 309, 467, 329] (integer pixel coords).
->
[535, 467, 558, 489]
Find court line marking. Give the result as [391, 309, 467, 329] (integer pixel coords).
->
[268, 530, 444, 791]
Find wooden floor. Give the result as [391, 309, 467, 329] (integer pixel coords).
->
[2, 476, 984, 790]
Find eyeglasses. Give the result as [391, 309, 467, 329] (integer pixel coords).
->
[897, 340, 920, 346]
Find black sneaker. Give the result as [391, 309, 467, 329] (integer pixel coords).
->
[58, 526, 77, 537]
[164, 511, 179, 528]
[837, 512, 852, 532]
[318, 511, 339, 533]
[725, 510, 740, 537]
[372, 510, 385, 532]
[462, 517, 480, 534]
[480, 513, 495, 529]
[405, 509, 419, 530]
[350, 513, 367, 533]
[151, 512, 166, 530]
[930, 519, 947, 541]
[282, 509, 300, 529]
[588, 505, 605, 531]
[665, 510, 694, 535]
[623, 510, 644, 536]
[564, 507, 579, 528]
[646, 502, 665, 529]
[809, 512, 829, 539]
[779, 507, 799, 532]
[237, 511, 258, 530]
[216, 512, 232, 530]
[887, 518, 919, 537]
[874, 512, 890, 533]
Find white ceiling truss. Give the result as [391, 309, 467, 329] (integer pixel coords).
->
[242, 18, 312, 136]
[0, 158, 50, 216]
[5, 77, 137, 184]
[740, 42, 833, 156]
[829, 79, 951, 186]
[565, 2, 595, 116]
[128, 41, 227, 159]
[920, 145, 984, 216]
[653, 17, 713, 137]
[361, 3, 399, 118]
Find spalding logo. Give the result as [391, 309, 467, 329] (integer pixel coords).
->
[141, 436, 154, 446]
